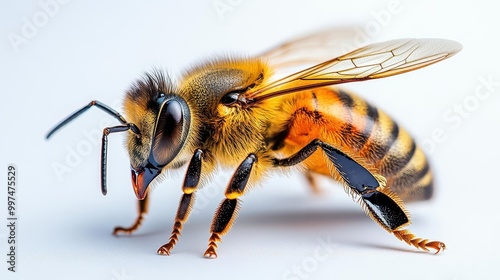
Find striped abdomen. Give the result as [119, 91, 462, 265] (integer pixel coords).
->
[273, 87, 433, 201]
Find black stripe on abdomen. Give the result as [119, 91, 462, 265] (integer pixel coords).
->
[336, 90, 376, 151]
[391, 159, 430, 188]
[337, 89, 355, 143]
[365, 117, 400, 163]
[357, 102, 379, 150]
[380, 138, 417, 176]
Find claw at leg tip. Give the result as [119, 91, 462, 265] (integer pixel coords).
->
[157, 246, 172, 256]
[204, 251, 218, 259]
[112, 228, 126, 236]
[435, 242, 446, 254]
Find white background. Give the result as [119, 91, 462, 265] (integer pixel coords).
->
[1, 0, 499, 279]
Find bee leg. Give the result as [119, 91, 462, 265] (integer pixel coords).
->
[320, 144, 446, 253]
[157, 149, 204, 256]
[113, 194, 149, 235]
[204, 154, 256, 259]
[204, 198, 241, 259]
[392, 229, 446, 254]
[157, 193, 195, 255]
[273, 139, 381, 191]
[273, 139, 445, 253]
[362, 191, 446, 253]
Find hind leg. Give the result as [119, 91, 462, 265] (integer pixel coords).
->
[273, 139, 445, 254]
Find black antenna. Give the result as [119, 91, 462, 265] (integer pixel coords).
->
[46, 100, 141, 195]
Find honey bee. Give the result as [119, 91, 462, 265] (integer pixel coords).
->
[46, 31, 461, 258]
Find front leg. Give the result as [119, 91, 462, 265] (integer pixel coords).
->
[157, 149, 204, 255]
[113, 194, 149, 235]
[204, 154, 257, 258]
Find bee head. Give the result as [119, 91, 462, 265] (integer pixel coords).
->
[123, 70, 191, 200]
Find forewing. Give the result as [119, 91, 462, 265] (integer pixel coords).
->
[248, 38, 462, 103]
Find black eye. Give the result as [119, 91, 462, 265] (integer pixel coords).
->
[151, 99, 187, 166]
[221, 92, 240, 105]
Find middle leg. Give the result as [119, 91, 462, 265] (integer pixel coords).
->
[204, 154, 257, 258]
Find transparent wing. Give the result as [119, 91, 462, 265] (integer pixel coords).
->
[248, 38, 462, 103]
[259, 26, 363, 70]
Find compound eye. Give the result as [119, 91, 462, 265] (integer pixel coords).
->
[220, 91, 240, 106]
[151, 100, 186, 166]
